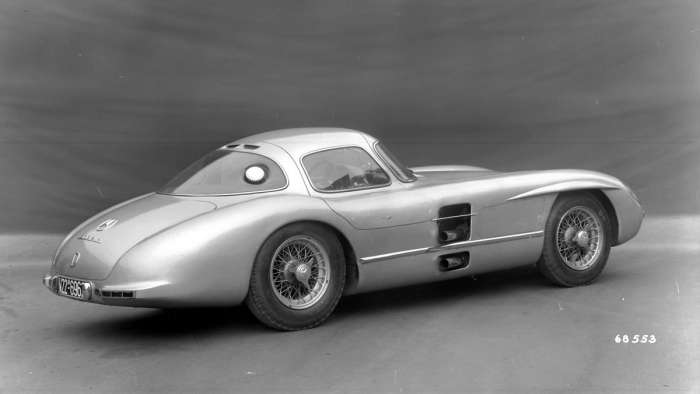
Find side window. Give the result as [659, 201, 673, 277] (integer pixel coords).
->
[303, 147, 391, 192]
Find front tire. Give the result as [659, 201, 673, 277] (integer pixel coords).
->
[537, 193, 612, 286]
[246, 223, 345, 330]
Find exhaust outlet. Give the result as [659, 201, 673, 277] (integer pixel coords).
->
[438, 223, 470, 243]
[438, 253, 469, 271]
[439, 230, 459, 243]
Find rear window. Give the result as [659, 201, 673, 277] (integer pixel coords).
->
[159, 150, 287, 195]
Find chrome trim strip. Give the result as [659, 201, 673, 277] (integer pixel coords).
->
[431, 213, 476, 222]
[427, 230, 544, 252]
[359, 247, 430, 264]
[359, 230, 544, 264]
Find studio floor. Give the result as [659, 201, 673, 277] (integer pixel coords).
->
[1, 216, 698, 393]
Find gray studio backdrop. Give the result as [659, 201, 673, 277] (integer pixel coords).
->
[1, 0, 698, 233]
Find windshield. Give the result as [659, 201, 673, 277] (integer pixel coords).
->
[374, 142, 416, 182]
[159, 150, 287, 195]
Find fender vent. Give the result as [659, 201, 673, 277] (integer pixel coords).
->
[436, 203, 471, 244]
[438, 252, 470, 271]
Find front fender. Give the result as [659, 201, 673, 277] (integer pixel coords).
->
[106, 195, 354, 306]
[507, 178, 624, 201]
[602, 188, 644, 245]
[506, 170, 643, 246]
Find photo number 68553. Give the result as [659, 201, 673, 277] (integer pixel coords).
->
[614, 334, 656, 344]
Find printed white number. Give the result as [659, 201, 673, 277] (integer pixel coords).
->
[614, 334, 656, 344]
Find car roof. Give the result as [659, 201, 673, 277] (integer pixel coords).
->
[231, 127, 377, 159]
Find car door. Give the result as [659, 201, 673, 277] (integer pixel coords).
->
[301, 146, 438, 265]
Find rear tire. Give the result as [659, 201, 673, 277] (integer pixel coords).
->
[537, 193, 612, 286]
[246, 223, 345, 330]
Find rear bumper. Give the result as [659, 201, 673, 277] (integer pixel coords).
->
[43, 274, 189, 308]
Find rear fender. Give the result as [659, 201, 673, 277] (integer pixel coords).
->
[107, 195, 356, 306]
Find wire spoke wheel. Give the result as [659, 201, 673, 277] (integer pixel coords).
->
[555, 206, 603, 271]
[268, 235, 331, 310]
[537, 193, 611, 287]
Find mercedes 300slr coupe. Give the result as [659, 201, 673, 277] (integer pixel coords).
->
[44, 128, 644, 330]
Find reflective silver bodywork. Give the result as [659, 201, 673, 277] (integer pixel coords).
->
[44, 128, 644, 307]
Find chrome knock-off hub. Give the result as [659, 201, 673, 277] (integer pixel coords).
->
[574, 230, 590, 249]
[281, 260, 311, 288]
[564, 227, 591, 250]
[294, 264, 311, 288]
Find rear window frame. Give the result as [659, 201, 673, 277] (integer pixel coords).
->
[158, 149, 289, 197]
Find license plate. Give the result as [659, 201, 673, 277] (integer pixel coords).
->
[57, 277, 89, 300]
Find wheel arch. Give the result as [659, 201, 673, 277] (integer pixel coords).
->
[266, 219, 360, 294]
[551, 189, 619, 245]
[586, 189, 620, 245]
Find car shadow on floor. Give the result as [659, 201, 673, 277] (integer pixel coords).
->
[63, 305, 263, 341]
[335, 265, 547, 318]
[63, 264, 588, 341]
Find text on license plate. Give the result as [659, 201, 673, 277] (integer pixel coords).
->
[58, 277, 88, 300]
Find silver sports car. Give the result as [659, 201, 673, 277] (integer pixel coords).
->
[44, 128, 644, 330]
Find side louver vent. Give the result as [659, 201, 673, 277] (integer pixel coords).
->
[436, 203, 472, 244]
